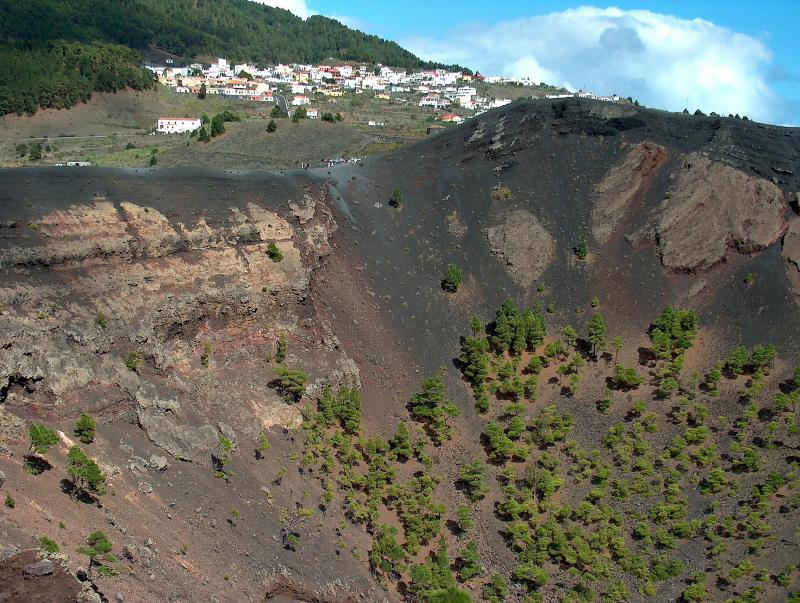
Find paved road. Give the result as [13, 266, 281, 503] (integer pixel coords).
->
[274, 93, 290, 116]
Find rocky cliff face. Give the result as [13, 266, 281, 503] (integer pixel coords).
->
[0, 174, 381, 602]
[0, 193, 350, 461]
[636, 153, 788, 271]
[592, 141, 668, 244]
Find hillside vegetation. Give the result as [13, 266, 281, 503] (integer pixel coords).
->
[0, 41, 157, 116]
[299, 300, 800, 602]
[0, 0, 460, 115]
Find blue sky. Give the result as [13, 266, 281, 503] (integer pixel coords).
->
[263, 1, 800, 125]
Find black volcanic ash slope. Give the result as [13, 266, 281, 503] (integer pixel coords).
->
[328, 98, 800, 371]
[0, 99, 799, 603]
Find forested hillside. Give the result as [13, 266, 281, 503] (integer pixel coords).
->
[0, 42, 158, 116]
[0, 0, 456, 115]
[0, 0, 442, 67]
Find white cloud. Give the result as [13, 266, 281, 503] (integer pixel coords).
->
[404, 6, 790, 124]
[250, 0, 315, 19]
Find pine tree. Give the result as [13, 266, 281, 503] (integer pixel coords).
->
[459, 459, 488, 501]
[575, 234, 588, 260]
[66, 446, 106, 498]
[611, 336, 623, 362]
[335, 386, 362, 434]
[491, 299, 519, 353]
[77, 530, 113, 576]
[369, 523, 406, 581]
[456, 503, 474, 532]
[28, 142, 42, 161]
[28, 424, 58, 455]
[390, 188, 402, 207]
[409, 372, 459, 444]
[266, 242, 283, 262]
[650, 305, 697, 358]
[428, 588, 471, 603]
[389, 422, 413, 462]
[460, 334, 489, 385]
[210, 114, 225, 136]
[275, 333, 287, 363]
[457, 541, 481, 581]
[473, 385, 490, 415]
[469, 315, 482, 336]
[275, 366, 308, 402]
[520, 306, 546, 350]
[317, 384, 336, 426]
[483, 574, 509, 602]
[74, 413, 96, 444]
[586, 313, 606, 357]
[214, 436, 235, 482]
[442, 264, 463, 293]
[561, 325, 578, 348]
[255, 432, 270, 460]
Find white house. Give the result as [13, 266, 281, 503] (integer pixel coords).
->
[419, 95, 450, 109]
[157, 117, 201, 134]
[291, 95, 310, 106]
[306, 108, 319, 119]
[454, 94, 475, 108]
[489, 98, 513, 109]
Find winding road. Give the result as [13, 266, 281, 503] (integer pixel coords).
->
[274, 93, 290, 116]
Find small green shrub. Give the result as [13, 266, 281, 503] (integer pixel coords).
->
[39, 536, 59, 553]
[74, 413, 96, 444]
[275, 334, 287, 363]
[575, 234, 588, 260]
[274, 367, 308, 402]
[610, 365, 643, 389]
[266, 242, 283, 262]
[442, 264, 463, 293]
[125, 351, 142, 372]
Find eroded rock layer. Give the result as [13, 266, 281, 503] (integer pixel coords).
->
[650, 154, 787, 270]
[592, 141, 667, 243]
[0, 196, 351, 461]
[486, 209, 555, 289]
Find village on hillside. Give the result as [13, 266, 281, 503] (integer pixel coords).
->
[147, 57, 622, 133]
[0, 57, 629, 169]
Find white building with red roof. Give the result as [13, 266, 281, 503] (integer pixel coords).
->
[440, 113, 464, 124]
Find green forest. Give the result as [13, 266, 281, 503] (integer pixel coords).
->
[0, 0, 462, 115]
[0, 41, 157, 116]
